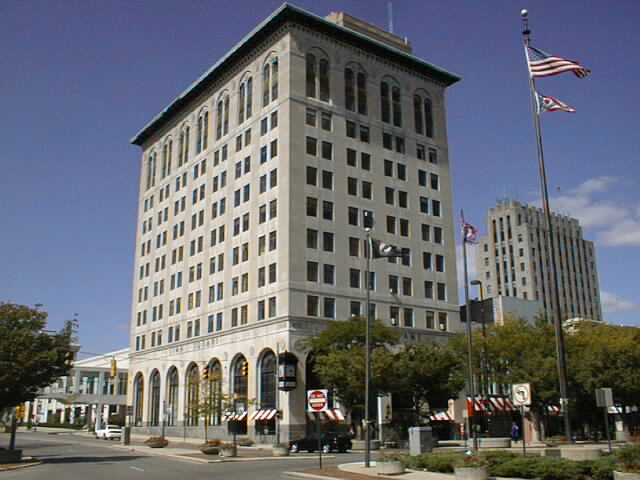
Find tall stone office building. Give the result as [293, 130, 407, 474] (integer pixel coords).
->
[475, 200, 602, 323]
[128, 4, 461, 440]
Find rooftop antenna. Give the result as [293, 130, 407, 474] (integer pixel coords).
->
[388, 1, 394, 33]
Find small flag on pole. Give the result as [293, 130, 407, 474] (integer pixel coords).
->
[461, 211, 479, 245]
[526, 45, 591, 79]
[371, 238, 404, 258]
[534, 90, 576, 114]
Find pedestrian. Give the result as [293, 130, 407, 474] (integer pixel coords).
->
[511, 421, 520, 443]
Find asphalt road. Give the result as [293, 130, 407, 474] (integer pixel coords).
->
[2, 432, 361, 480]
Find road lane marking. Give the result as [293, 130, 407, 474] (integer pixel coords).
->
[130, 466, 145, 472]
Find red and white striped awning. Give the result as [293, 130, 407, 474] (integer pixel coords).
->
[250, 409, 277, 421]
[223, 411, 248, 421]
[547, 405, 560, 415]
[306, 409, 345, 422]
[488, 396, 517, 412]
[466, 397, 488, 412]
[467, 396, 518, 413]
[428, 411, 453, 422]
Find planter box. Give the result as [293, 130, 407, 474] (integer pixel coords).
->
[614, 472, 640, 480]
[478, 437, 510, 448]
[454, 465, 489, 480]
[199, 445, 220, 455]
[272, 446, 290, 457]
[375, 461, 405, 475]
[351, 439, 380, 450]
[220, 446, 237, 457]
[0, 449, 22, 463]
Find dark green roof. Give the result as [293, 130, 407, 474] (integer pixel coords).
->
[131, 3, 460, 146]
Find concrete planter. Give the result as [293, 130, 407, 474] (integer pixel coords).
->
[478, 437, 510, 448]
[454, 466, 490, 480]
[199, 445, 220, 455]
[0, 449, 22, 462]
[375, 461, 405, 475]
[614, 472, 640, 480]
[272, 445, 290, 457]
[351, 439, 380, 450]
[220, 446, 237, 457]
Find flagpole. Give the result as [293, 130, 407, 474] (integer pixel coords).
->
[521, 9, 572, 442]
[462, 211, 478, 451]
[364, 229, 372, 467]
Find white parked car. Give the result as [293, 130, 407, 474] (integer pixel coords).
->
[95, 424, 122, 440]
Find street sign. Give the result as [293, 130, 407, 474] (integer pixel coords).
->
[595, 388, 613, 408]
[512, 383, 532, 406]
[307, 389, 329, 412]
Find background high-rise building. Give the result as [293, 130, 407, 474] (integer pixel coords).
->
[128, 4, 460, 440]
[475, 200, 602, 322]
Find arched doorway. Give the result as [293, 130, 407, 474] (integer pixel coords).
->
[257, 350, 276, 435]
[133, 372, 144, 427]
[230, 355, 248, 435]
[185, 363, 200, 426]
[166, 367, 179, 426]
[149, 370, 161, 427]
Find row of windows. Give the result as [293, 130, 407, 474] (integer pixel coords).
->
[304, 295, 449, 330]
[144, 58, 279, 191]
[305, 54, 434, 137]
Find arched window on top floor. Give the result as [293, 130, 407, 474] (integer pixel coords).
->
[216, 96, 229, 140]
[238, 76, 253, 125]
[414, 92, 434, 138]
[197, 111, 208, 154]
[178, 126, 190, 168]
[345, 66, 367, 115]
[161, 140, 172, 178]
[263, 57, 279, 107]
[380, 79, 402, 127]
[306, 52, 330, 102]
[145, 151, 157, 191]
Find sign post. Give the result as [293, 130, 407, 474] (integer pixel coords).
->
[307, 389, 329, 469]
[595, 388, 613, 453]
[512, 383, 531, 455]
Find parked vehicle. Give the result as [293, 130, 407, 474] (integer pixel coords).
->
[289, 433, 352, 453]
[95, 424, 122, 440]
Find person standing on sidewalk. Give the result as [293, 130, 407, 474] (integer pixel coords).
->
[511, 422, 520, 443]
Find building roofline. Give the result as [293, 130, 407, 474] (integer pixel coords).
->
[130, 3, 460, 147]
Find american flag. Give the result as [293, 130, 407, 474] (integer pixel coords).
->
[461, 211, 478, 245]
[526, 45, 591, 78]
[535, 90, 576, 114]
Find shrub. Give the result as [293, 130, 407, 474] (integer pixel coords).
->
[404, 452, 461, 473]
[483, 450, 519, 465]
[454, 453, 489, 467]
[236, 437, 254, 446]
[491, 456, 583, 480]
[201, 439, 221, 447]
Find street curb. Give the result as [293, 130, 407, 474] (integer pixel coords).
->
[0, 461, 42, 472]
[282, 472, 341, 480]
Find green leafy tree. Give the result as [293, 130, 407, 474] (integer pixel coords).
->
[0, 302, 77, 411]
[187, 372, 237, 443]
[393, 342, 465, 423]
[302, 316, 399, 423]
[567, 322, 640, 434]
[451, 315, 559, 439]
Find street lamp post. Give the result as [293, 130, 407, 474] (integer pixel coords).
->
[470, 280, 488, 397]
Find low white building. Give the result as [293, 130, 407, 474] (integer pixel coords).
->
[23, 348, 129, 429]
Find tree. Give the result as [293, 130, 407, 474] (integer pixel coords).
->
[0, 303, 77, 411]
[567, 322, 640, 435]
[393, 342, 465, 424]
[0, 302, 77, 449]
[302, 316, 399, 424]
[450, 315, 560, 440]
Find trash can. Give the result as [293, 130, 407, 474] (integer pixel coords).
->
[408, 426, 433, 456]
[121, 426, 131, 445]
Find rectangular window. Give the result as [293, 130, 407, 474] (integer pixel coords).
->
[323, 264, 335, 284]
[306, 108, 317, 126]
[424, 281, 434, 299]
[428, 148, 438, 164]
[432, 199, 441, 217]
[437, 283, 446, 301]
[420, 197, 429, 214]
[268, 297, 276, 317]
[322, 232, 334, 252]
[321, 112, 331, 131]
[399, 219, 409, 237]
[434, 227, 443, 244]
[322, 201, 333, 220]
[257, 300, 265, 321]
[322, 170, 333, 190]
[385, 187, 394, 205]
[348, 206, 359, 226]
[361, 181, 372, 199]
[361, 152, 371, 170]
[349, 268, 360, 288]
[403, 308, 413, 327]
[350, 301, 361, 317]
[386, 215, 396, 234]
[306, 166, 317, 186]
[359, 126, 369, 143]
[307, 261, 318, 282]
[323, 297, 335, 318]
[383, 132, 393, 150]
[270, 139, 278, 158]
[417, 144, 426, 160]
[346, 120, 356, 138]
[347, 177, 357, 196]
[306, 136, 317, 156]
[321, 141, 332, 160]
[430, 173, 439, 190]
[348, 237, 359, 256]
[346, 148, 357, 166]
[307, 295, 319, 316]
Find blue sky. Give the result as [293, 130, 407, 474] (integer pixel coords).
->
[2, 0, 638, 357]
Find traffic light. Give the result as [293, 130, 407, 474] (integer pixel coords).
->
[110, 359, 117, 377]
[202, 364, 210, 380]
[64, 351, 75, 366]
[241, 361, 249, 376]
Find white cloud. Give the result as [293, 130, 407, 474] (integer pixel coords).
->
[600, 290, 640, 314]
[545, 176, 640, 247]
[573, 176, 617, 196]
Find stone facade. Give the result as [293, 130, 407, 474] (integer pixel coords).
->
[128, 4, 460, 442]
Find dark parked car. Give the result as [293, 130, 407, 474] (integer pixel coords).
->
[289, 433, 352, 453]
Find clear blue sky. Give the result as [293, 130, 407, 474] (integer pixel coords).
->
[2, 0, 638, 357]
